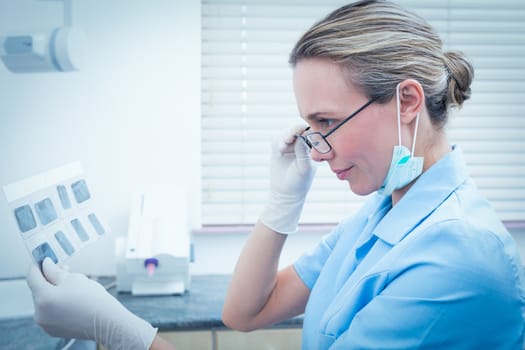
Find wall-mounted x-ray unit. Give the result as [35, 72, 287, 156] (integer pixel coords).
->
[0, 0, 83, 73]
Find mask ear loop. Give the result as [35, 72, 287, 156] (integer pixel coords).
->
[397, 82, 421, 156]
[411, 111, 420, 156]
[396, 83, 402, 146]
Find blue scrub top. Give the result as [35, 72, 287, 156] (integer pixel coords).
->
[294, 146, 525, 349]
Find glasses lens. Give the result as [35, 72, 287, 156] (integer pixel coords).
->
[306, 133, 331, 154]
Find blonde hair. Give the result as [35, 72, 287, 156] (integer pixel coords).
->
[289, 0, 474, 127]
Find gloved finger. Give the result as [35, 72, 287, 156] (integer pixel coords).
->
[294, 132, 312, 160]
[278, 124, 309, 154]
[283, 124, 307, 144]
[26, 262, 48, 293]
[294, 135, 317, 175]
[41, 257, 68, 286]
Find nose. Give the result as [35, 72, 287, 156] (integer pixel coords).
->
[310, 147, 332, 162]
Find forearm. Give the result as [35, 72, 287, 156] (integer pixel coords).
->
[222, 220, 287, 330]
[222, 125, 314, 331]
[149, 334, 177, 350]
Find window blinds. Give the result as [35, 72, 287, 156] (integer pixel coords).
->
[201, 0, 525, 225]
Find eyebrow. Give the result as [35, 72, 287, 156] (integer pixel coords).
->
[304, 111, 335, 123]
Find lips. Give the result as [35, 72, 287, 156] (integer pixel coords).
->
[334, 167, 353, 180]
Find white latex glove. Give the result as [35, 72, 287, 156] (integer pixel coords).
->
[259, 125, 317, 234]
[27, 258, 157, 350]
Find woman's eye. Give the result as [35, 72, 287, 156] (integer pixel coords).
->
[318, 119, 336, 129]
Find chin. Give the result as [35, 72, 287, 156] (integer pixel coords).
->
[348, 182, 374, 196]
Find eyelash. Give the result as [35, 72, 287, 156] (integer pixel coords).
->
[317, 118, 336, 129]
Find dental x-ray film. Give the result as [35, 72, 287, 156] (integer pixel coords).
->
[3, 162, 110, 266]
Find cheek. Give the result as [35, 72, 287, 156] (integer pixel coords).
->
[332, 135, 362, 159]
[341, 130, 394, 183]
[375, 147, 394, 180]
[360, 120, 398, 171]
[366, 145, 391, 181]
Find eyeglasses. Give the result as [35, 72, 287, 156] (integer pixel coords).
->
[298, 97, 378, 154]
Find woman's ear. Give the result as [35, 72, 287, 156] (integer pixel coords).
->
[398, 79, 424, 124]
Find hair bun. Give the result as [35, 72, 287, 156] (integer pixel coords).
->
[444, 51, 474, 107]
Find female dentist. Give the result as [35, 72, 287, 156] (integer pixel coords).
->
[28, 1, 525, 349]
[222, 0, 525, 349]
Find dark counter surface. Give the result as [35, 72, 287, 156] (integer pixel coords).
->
[0, 275, 303, 349]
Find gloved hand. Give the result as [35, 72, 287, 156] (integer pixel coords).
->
[259, 125, 317, 234]
[27, 258, 157, 350]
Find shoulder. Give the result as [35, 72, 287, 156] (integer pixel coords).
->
[394, 218, 525, 300]
[378, 219, 525, 344]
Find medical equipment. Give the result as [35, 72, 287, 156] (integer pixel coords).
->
[2, 162, 108, 266]
[116, 190, 191, 296]
[0, 28, 83, 73]
[0, 0, 83, 73]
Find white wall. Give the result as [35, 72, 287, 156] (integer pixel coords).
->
[0, 0, 201, 278]
[0, 0, 325, 281]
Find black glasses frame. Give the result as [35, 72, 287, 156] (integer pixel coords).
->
[298, 97, 378, 154]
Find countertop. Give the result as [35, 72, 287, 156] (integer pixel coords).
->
[0, 274, 303, 349]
